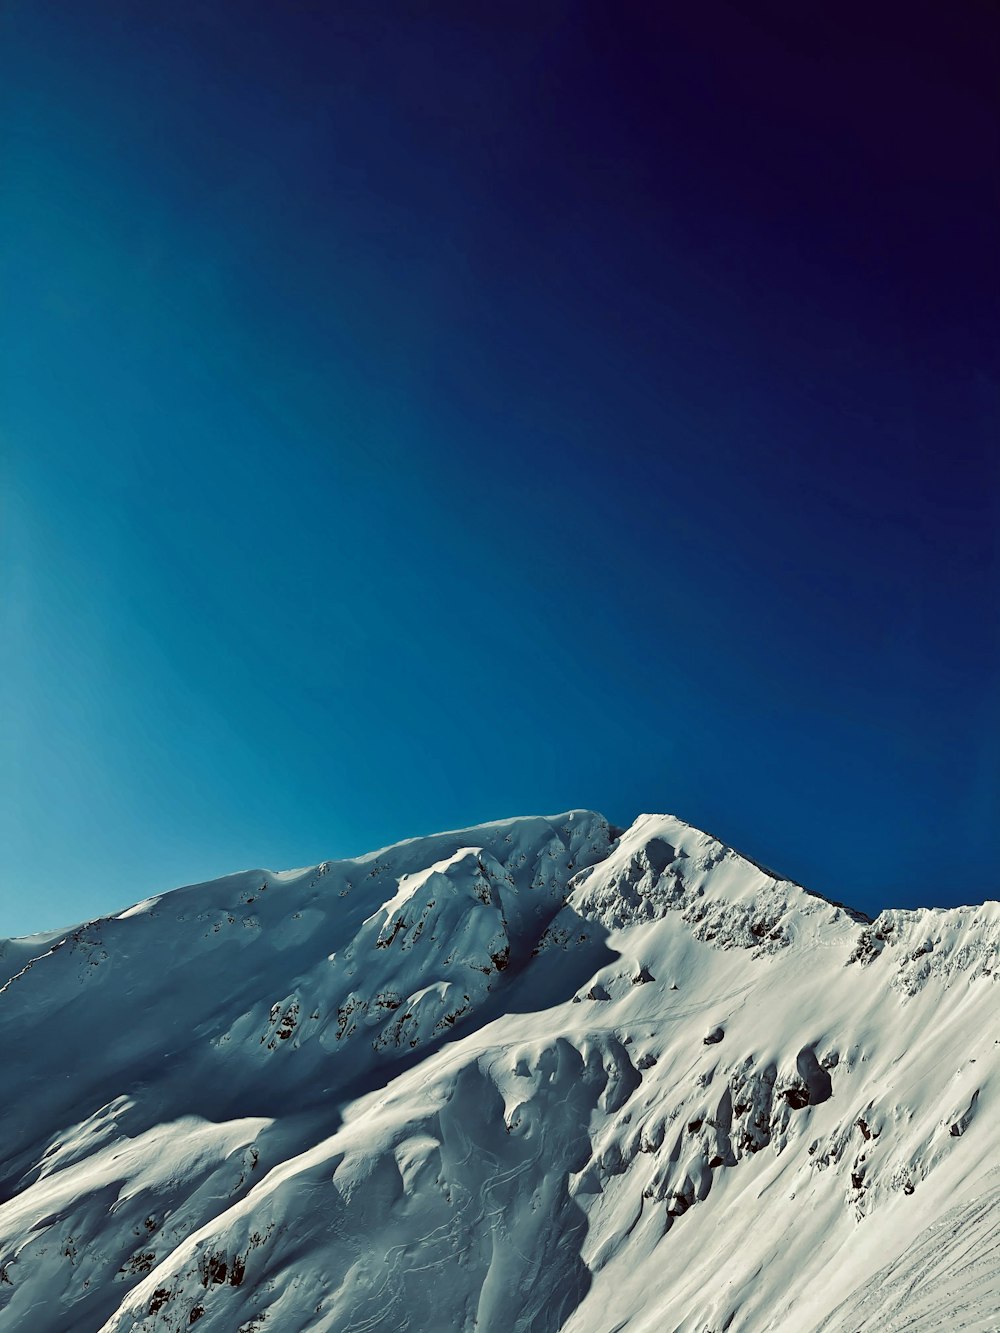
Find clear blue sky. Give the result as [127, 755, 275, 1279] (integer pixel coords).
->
[3, 2, 998, 935]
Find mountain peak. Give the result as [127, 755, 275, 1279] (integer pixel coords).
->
[4, 810, 1000, 1331]
[566, 811, 866, 947]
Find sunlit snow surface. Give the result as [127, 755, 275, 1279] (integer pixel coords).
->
[3, 811, 999, 1331]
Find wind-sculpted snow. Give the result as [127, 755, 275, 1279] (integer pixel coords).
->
[3, 810, 999, 1331]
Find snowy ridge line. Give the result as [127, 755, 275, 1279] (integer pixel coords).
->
[3, 809, 1000, 1331]
[0, 934, 74, 996]
[10, 807, 1000, 955]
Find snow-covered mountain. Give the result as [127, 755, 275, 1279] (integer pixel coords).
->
[3, 811, 999, 1332]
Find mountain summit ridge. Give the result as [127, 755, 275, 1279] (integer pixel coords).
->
[3, 810, 999, 1331]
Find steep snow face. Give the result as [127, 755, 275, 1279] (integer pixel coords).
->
[3, 811, 999, 1332]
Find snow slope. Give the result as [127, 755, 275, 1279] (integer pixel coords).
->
[3, 811, 999, 1332]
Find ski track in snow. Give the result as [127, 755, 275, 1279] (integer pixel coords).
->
[816, 1171, 1000, 1332]
[3, 809, 1000, 1332]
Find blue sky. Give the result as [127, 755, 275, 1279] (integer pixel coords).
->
[3, 2, 998, 935]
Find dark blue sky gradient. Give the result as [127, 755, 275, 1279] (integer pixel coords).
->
[3, 2, 999, 933]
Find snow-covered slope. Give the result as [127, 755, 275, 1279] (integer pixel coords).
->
[3, 811, 999, 1332]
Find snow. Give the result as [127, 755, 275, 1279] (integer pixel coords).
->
[3, 809, 999, 1330]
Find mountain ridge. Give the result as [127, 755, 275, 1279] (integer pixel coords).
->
[3, 810, 999, 1331]
[14, 806, 1000, 962]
